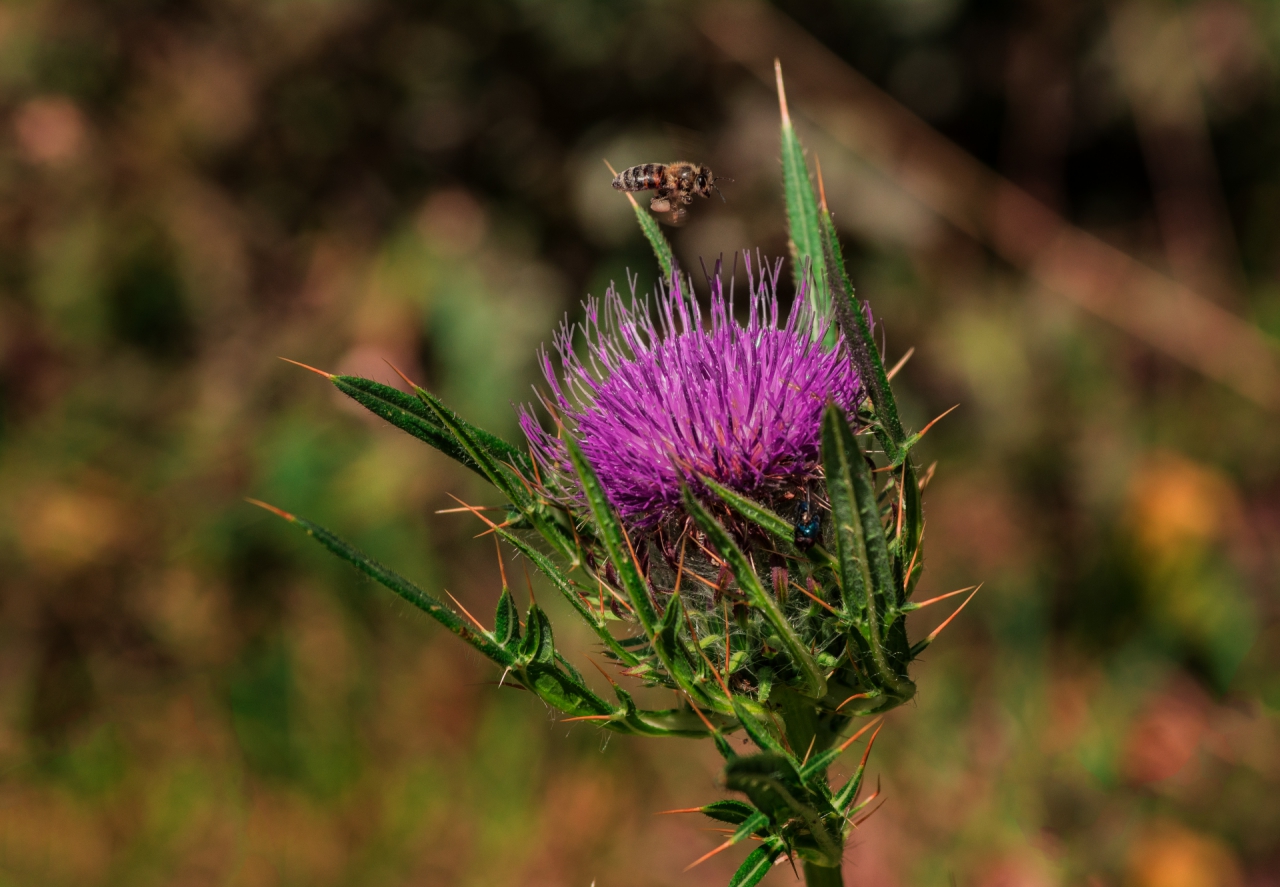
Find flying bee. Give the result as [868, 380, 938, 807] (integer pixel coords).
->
[611, 161, 724, 223]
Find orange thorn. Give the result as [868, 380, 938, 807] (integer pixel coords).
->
[723, 596, 731, 678]
[923, 585, 981, 644]
[587, 657, 619, 688]
[852, 797, 886, 828]
[801, 735, 817, 767]
[914, 404, 959, 441]
[673, 534, 688, 598]
[836, 716, 884, 755]
[848, 775, 881, 816]
[791, 580, 840, 615]
[523, 563, 537, 607]
[816, 155, 828, 212]
[562, 714, 613, 723]
[382, 358, 419, 392]
[655, 807, 705, 816]
[278, 357, 332, 378]
[684, 695, 719, 734]
[684, 837, 736, 872]
[886, 346, 915, 381]
[835, 693, 870, 712]
[774, 58, 791, 126]
[854, 722, 885, 770]
[494, 536, 511, 594]
[244, 498, 297, 522]
[444, 589, 486, 633]
[435, 505, 506, 514]
[911, 585, 978, 610]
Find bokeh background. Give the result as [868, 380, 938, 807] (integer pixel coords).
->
[1, 0, 1278, 885]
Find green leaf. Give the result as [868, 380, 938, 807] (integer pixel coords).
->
[700, 476, 793, 541]
[731, 698, 787, 756]
[523, 662, 611, 717]
[410, 384, 530, 472]
[724, 755, 840, 863]
[270, 508, 514, 668]
[495, 528, 639, 666]
[519, 604, 556, 666]
[330, 375, 483, 477]
[419, 394, 527, 506]
[494, 588, 520, 647]
[821, 406, 915, 702]
[700, 799, 758, 825]
[564, 437, 727, 711]
[777, 61, 828, 337]
[728, 845, 780, 887]
[629, 198, 677, 280]
[682, 487, 828, 699]
[817, 211, 904, 449]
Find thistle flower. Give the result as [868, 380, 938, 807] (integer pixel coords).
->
[519, 256, 861, 527]
[262, 65, 961, 887]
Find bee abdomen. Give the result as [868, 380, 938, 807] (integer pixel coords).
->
[613, 163, 666, 192]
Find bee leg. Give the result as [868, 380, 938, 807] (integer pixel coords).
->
[650, 195, 673, 213]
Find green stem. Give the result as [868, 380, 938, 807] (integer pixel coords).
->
[804, 860, 844, 886]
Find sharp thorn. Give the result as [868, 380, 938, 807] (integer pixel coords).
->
[915, 404, 960, 441]
[924, 585, 981, 644]
[562, 714, 614, 723]
[245, 498, 296, 522]
[683, 837, 736, 872]
[816, 155, 828, 212]
[909, 585, 978, 611]
[801, 735, 817, 768]
[835, 693, 871, 711]
[278, 357, 333, 378]
[381, 358, 419, 391]
[443, 589, 487, 633]
[655, 807, 705, 816]
[774, 58, 791, 126]
[837, 716, 884, 755]
[886, 346, 915, 381]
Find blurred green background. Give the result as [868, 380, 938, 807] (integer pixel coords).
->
[1, 0, 1278, 885]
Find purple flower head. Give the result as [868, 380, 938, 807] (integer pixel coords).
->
[519, 254, 862, 526]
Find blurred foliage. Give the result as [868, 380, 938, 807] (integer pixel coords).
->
[0, 0, 1277, 885]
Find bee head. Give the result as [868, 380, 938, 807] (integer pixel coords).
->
[693, 165, 715, 198]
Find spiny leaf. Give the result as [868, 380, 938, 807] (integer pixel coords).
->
[519, 604, 555, 666]
[700, 799, 759, 826]
[817, 212, 905, 452]
[255, 503, 513, 667]
[633, 200, 676, 280]
[494, 588, 520, 647]
[776, 60, 828, 335]
[724, 756, 842, 864]
[565, 437, 727, 712]
[494, 527, 640, 666]
[682, 486, 828, 700]
[732, 698, 788, 756]
[330, 375, 483, 477]
[728, 845, 780, 887]
[700, 475, 793, 541]
[821, 405, 915, 702]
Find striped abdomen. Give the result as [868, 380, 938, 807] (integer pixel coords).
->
[612, 163, 667, 192]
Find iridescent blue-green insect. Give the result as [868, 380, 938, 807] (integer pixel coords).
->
[793, 499, 821, 550]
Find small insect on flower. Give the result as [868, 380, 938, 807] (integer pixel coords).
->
[793, 499, 822, 550]
[612, 161, 723, 222]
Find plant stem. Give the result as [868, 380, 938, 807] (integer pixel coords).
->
[803, 860, 844, 886]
